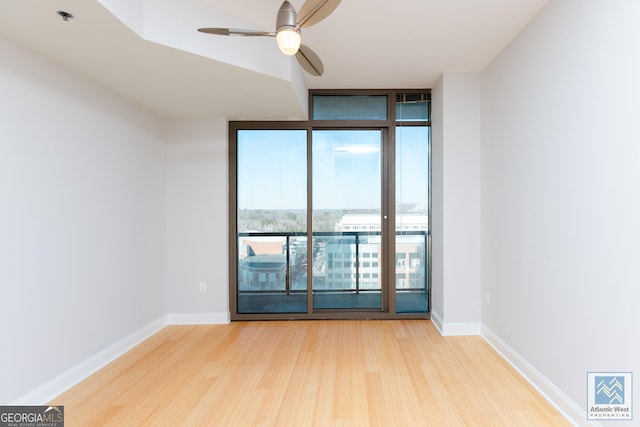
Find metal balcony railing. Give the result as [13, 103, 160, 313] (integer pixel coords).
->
[237, 231, 428, 294]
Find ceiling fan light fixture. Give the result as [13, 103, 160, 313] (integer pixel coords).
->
[276, 27, 301, 55]
[197, 0, 339, 75]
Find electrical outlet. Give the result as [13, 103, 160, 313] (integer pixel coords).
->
[199, 282, 207, 293]
[485, 292, 491, 305]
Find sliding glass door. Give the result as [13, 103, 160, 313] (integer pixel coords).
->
[311, 130, 383, 311]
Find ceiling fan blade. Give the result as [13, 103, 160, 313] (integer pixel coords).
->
[296, 45, 324, 76]
[296, 0, 341, 28]
[197, 28, 275, 37]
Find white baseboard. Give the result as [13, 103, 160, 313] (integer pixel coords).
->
[166, 312, 230, 325]
[430, 311, 481, 336]
[431, 311, 444, 334]
[11, 316, 167, 405]
[11, 312, 231, 404]
[481, 325, 601, 427]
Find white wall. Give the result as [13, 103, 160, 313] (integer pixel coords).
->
[431, 78, 445, 324]
[165, 119, 229, 323]
[481, 0, 640, 424]
[431, 73, 482, 335]
[0, 38, 167, 403]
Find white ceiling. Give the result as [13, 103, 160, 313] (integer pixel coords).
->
[0, 0, 549, 120]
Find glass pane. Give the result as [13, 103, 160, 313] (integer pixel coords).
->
[396, 235, 428, 313]
[395, 126, 429, 313]
[312, 130, 382, 310]
[312, 95, 387, 120]
[396, 92, 430, 122]
[236, 130, 307, 313]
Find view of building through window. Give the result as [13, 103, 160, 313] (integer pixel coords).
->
[231, 91, 430, 319]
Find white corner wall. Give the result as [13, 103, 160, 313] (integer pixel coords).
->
[0, 37, 167, 403]
[481, 1, 640, 425]
[431, 73, 482, 336]
[431, 78, 445, 327]
[165, 119, 230, 324]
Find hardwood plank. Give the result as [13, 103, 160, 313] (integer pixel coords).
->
[52, 320, 571, 426]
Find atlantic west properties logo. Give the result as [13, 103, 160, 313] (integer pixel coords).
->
[0, 406, 64, 427]
[587, 372, 633, 420]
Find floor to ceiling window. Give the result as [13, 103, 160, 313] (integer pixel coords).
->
[229, 90, 430, 320]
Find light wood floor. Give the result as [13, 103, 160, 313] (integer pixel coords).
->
[53, 320, 570, 426]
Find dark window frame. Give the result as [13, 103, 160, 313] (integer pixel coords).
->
[229, 89, 431, 320]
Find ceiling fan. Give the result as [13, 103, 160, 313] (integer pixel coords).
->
[197, 0, 341, 76]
